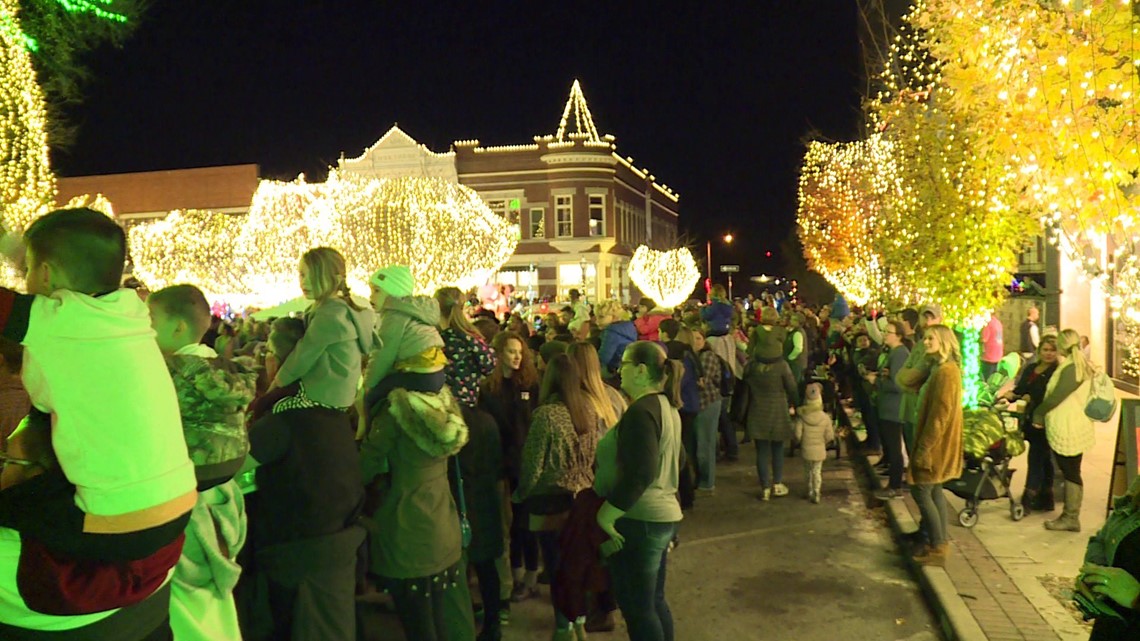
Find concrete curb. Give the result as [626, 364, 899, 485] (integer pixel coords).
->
[847, 435, 988, 641]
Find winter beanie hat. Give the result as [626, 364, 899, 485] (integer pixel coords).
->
[370, 265, 415, 298]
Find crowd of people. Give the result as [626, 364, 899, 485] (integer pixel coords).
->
[0, 207, 1135, 640]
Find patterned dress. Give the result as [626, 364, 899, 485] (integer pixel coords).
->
[441, 327, 497, 409]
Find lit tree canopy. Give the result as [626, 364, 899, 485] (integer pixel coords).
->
[909, 0, 1140, 320]
[796, 135, 902, 306]
[128, 209, 247, 298]
[227, 172, 518, 305]
[628, 245, 701, 309]
[865, 7, 1038, 327]
[0, 0, 54, 235]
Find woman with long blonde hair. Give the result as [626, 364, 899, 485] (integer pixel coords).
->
[272, 247, 374, 411]
[1032, 328, 1097, 532]
[567, 341, 625, 430]
[909, 324, 963, 565]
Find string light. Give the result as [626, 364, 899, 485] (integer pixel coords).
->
[0, 0, 54, 238]
[862, 1, 1038, 328]
[906, 0, 1140, 362]
[628, 245, 700, 309]
[233, 171, 518, 305]
[128, 209, 247, 299]
[796, 135, 903, 307]
[959, 327, 983, 409]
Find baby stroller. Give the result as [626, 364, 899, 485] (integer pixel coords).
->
[943, 407, 1027, 528]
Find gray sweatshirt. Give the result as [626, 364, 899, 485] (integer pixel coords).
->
[276, 298, 375, 408]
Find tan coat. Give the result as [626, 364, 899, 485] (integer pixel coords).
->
[909, 361, 964, 485]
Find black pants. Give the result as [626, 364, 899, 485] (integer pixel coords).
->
[1022, 425, 1055, 494]
[385, 562, 476, 641]
[472, 558, 502, 630]
[535, 530, 570, 627]
[509, 503, 539, 571]
[878, 419, 906, 490]
[679, 412, 697, 509]
[1054, 452, 1083, 486]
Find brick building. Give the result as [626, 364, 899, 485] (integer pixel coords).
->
[340, 80, 680, 302]
[55, 81, 679, 303]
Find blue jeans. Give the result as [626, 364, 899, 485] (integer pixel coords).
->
[695, 400, 722, 489]
[910, 483, 948, 546]
[610, 519, 678, 641]
[754, 439, 785, 488]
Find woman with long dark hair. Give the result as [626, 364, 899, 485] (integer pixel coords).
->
[479, 332, 541, 608]
[1000, 335, 1059, 513]
[514, 354, 601, 640]
[595, 341, 684, 641]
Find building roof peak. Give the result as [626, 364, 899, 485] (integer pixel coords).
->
[554, 79, 602, 143]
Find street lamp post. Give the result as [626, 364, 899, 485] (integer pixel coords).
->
[706, 233, 734, 302]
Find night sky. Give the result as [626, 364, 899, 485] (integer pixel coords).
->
[52, 1, 864, 284]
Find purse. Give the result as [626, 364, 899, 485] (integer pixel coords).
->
[453, 457, 473, 548]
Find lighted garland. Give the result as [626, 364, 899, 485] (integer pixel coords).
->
[628, 245, 700, 309]
[796, 136, 903, 306]
[128, 209, 247, 298]
[233, 174, 338, 304]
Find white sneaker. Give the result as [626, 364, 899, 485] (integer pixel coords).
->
[772, 483, 789, 497]
[761, 488, 771, 501]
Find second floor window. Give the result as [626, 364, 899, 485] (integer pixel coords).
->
[588, 195, 605, 236]
[530, 208, 546, 239]
[556, 195, 573, 237]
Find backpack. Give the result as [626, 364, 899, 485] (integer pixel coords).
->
[716, 354, 736, 397]
[1084, 368, 1118, 422]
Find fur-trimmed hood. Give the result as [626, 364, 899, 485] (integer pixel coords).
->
[387, 386, 469, 458]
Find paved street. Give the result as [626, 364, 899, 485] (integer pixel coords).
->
[359, 450, 943, 641]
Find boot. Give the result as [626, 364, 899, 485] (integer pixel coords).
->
[1020, 488, 1037, 513]
[1034, 485, 1056, 512]
[584, 610, 616, 633]
[1044, 483, 1082, 532]
[912, 542, 950, 566]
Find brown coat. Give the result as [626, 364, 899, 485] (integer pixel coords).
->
[909, 361, 964, 485]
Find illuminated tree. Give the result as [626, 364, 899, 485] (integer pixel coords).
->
[864, 6, 1039, 328]
[128, 209, 247, 298]
[15, 0, 140, 148]
[232, 172, 519, 305]
[796, 135, 904, 306]
[629, 245, 701, 309]
[906, 0, 1140, 369]
[0, 0, 54, 235]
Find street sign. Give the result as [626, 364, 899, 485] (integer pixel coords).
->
[720, 264, 740, 273]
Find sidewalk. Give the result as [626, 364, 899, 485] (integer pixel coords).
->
[854, 396, 1131, 641]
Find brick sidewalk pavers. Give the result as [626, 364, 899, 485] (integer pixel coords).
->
[899, 495, 1061, 641]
